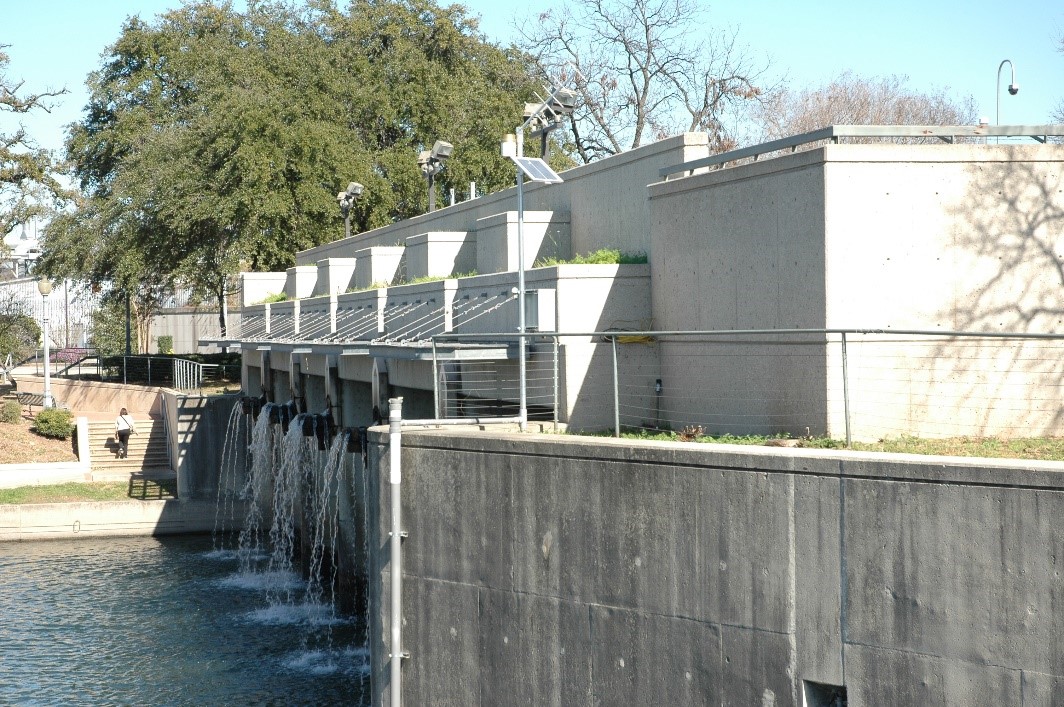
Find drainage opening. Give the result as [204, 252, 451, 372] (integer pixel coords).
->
[803, 680, 847, 707]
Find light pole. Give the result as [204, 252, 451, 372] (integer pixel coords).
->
[336, 181, 364, 239]
[996, 59, 1019, 141]
[503, 81, 578, 431]
[37, 277, 53, 409]
[418, 140, 453, 212]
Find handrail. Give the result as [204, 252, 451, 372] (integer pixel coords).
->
[658, 124, 1064, 179]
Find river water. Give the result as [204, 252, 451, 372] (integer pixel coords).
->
[0, 534, 370, 706]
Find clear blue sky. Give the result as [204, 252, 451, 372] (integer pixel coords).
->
[3, 0, 1062, 156]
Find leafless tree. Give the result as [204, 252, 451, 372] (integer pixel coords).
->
[754, 72, 977, 142]
[0, 45, 67, 241]
[1053, 35, 1064, 126]
[517, 0, 772, 162]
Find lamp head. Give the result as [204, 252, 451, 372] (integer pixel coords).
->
[37, 277, 52, 296]
[345, 182, 364, 198]
[1008, 83, 1019, 96]
[430, 140, 453, 161]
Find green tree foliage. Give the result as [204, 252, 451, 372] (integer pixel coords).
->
[0, 291, 40, 363]
[40, 0, 538, 336]
[86, 293, 129, 357]
[0, 46, 68, 242]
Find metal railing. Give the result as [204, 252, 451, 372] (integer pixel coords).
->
[659, 124, 1064, 179]
[431, 328, 1064, 444]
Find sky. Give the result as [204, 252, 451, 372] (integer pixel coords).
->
[2, 0, 1062, 158]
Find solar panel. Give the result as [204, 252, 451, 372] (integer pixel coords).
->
[511, 156, 564, 184]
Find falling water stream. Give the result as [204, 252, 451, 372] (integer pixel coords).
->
[0, 401, 372, 705]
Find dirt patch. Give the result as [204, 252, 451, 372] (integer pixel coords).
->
[0, 415, 79, 464]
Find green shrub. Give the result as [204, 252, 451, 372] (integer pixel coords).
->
[33, 408, 74, 440]
[259, 292, 288, 303]
[0, 400, 21, 424]
[535, 248, 648, 268]
[157, 335, 174, 354]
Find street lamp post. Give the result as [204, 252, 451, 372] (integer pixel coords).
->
[418, 140, 454, 213]
[504, 81, 578, 431]
[336, 181, 364, 239]
[37, 277, 53, 409]
[996, 59, 1019, 142]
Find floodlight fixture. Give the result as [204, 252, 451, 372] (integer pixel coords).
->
[336, 180, 364, 239]
[523, 84, 581, 158]
[419, 139, 453, 212]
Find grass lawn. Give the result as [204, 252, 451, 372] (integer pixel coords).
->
[602, 429, 1064, 462]
[0, 480, 177, 505]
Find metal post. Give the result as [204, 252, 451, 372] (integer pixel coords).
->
[552, 335, 559, 432]
[516, 155, 528, 432]
[611, 335, 620, 438]
[432, 340, 440, 419]
[125, 290, 132, 356]
[147, 357, 152, 386]
[123, 356, 127, 385]
[841, 333, 852, 447]
[388, 397, 405, 707]
[41, 291, 52, 408]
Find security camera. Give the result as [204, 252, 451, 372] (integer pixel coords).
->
[1008, 83, 1019, 95]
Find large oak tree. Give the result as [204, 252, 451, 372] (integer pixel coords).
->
[41, 0, 538, 338]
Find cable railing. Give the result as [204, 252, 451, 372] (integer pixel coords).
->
[431, 328, 1064, 444]
[658, 124, 1064, 178]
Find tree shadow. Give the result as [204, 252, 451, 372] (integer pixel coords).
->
[927, 153, 1064, 435]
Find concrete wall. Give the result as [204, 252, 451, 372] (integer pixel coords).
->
[14, 377, 162, 419]
[296, 133, 708, 266]
[161, 391, 242, 501]
[648, 142, 1064, 440]
[150, 308, 227, 354]
[0, 500, 232, 540]
[369, 428, 1064, 706]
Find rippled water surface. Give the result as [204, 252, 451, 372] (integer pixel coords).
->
[0, 535, 369, 706]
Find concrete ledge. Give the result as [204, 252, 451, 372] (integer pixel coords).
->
[395, 428, 1064, 490]
[0, 499, 243, 541]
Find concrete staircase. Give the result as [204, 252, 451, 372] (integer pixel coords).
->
[87, 419, 175, 486]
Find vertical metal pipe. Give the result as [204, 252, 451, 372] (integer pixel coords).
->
[431, 340, 440, 419]
[841, 333, 852, 447]
[516, 167, 527, 432]
[147, 357, 152, 386]
[611, 335, 620, 438]
[41, 291, 52, 408]
[552, 335, 559, 432]
[388, 397, 404, 707]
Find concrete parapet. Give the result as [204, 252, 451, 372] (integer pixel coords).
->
[353, 246, 405, 290]
[474, 210, 570, 275]
[284, 265, 317, 300]
[239, 271, 288, 307]
[404, 231, 475, 280]
[369, 428, 1064, 706]
[312, 258, 357, 297]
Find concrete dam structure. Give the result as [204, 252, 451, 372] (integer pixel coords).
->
[206, 126, 1064, 704]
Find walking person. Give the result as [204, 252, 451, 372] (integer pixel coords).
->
[115, 407, 136, 459]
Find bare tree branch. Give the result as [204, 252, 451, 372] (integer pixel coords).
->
[517, 0, 771, 162]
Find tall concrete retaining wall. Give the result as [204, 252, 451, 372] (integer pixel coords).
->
[368, 428, 1064, 706]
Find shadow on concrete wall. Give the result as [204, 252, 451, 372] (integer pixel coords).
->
[930, 156, 1064, 435]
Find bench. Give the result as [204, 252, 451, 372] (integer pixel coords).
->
[15, 392, 69, 414]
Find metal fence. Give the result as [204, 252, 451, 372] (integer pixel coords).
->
[431, 328, 1064, 443]
[52, 355, 240, 393]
